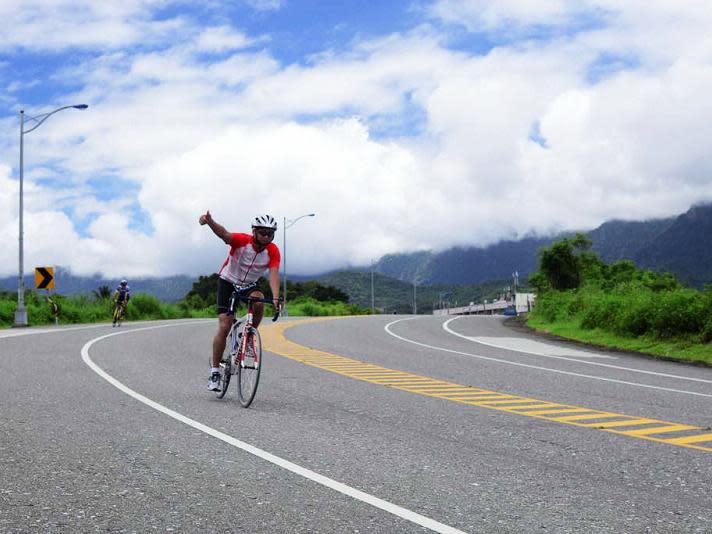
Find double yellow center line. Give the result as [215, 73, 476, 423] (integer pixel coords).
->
[261, 318, 712, 454]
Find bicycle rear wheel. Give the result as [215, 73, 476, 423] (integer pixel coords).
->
[237, 328, 262, 408]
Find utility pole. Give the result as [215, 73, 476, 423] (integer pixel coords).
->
[413, 280, 417, 315]
[282, 213, 315, 317]
[14, 104, 88, 326]
[370, 260, 375, 314]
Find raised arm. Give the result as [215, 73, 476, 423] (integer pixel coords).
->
[198, 210, 232, 245]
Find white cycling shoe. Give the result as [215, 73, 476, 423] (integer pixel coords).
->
[208, 371, 221, 391]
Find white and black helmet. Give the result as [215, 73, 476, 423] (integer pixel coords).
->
[252, 214, 277, 229]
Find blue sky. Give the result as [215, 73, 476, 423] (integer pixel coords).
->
[1, 1, 711, 278]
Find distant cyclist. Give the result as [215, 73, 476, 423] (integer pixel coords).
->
[199, 211, 281, 392]
[112, 279, 131, 326]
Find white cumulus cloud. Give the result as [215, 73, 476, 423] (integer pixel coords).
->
[1, 1, 712, 279]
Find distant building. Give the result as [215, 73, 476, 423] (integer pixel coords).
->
[432, 292, 536, 316]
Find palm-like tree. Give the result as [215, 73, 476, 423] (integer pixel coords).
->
[94, 285, 112, 300]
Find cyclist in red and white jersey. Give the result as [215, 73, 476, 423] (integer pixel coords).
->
[199, 211, 281, 391]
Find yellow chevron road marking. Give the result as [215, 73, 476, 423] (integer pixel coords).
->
[583, 418, 658, 428]
[519, 408, 593, 416]
[665, 433, 712, 445]
[554, 413, 623, 422]
[261, 317, 712, 454]
[474, 398, 536, 405]
[621, 424, 699, 436]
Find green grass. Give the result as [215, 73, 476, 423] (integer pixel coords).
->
[0, 290, 366, 328]
[523, 237, 712, 365]
[0, 292, 213, 328]
[285, 297, 370, 317]
[527, 315, 712, 365]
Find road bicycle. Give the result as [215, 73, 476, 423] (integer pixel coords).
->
[217, 284, 281, 407]
[112, 301, 127, 327]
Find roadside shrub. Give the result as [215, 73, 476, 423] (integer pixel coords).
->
[648, 290, 706, 339]
[564, 288, 587, 316]
[579, 292, 622, 330]
[287, 297, 368, 317]
[162, 305, 185, 320]
[0, 289, 202, 327]
[0, 300, 15, 325]
[531, 290, 575, 322]
[609, 288, 654, 337]
[529, 249, 712, 347]
[126, 294, 164, 320]
[179, 294, 208, 312]
[701, 318, 712, 344]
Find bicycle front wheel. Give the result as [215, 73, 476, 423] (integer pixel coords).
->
[217, 360, 231, 399]
[217, 325, 239, 399]
[237, 328, 262, 408]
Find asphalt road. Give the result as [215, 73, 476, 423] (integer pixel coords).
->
[1, 315, 711, 533]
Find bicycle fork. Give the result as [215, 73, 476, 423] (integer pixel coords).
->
[235, 311, 258, 369]
[234, 311, 251, 368]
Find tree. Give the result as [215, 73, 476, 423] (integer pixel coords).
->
[537, 233, 601, 291]
[182, 273, 349, 308]
[93, 285, 112, 300]
[185, 274, 219, 303]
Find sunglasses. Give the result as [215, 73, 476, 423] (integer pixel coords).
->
[255, 229, 275, 237]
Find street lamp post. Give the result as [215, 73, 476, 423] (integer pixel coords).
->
[413, 280, 417, 315]
[282, 213, 315, 317]
[14, 104, 88, 327]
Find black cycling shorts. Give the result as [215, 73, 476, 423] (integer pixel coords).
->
[216, 278, 260, 315]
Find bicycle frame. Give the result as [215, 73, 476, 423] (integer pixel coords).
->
[217, 285, 281, 406]
[236, 301, 257, 368]
[113, 301, 127, 323]
[228, 285, 281, 368]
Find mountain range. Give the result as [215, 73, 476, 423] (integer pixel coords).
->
[0, 267, 195, 303]
[1, 203, 709, 303]
[372, 203, 712, 288]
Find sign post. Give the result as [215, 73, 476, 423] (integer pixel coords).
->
[35, 267, 58, 325]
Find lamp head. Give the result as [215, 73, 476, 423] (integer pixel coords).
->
[73, 104, 89, 110]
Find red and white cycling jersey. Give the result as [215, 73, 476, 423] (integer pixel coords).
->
[218, 233, 281, 286]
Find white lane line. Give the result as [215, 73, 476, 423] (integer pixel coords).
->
[455, 334, 615, 359]
[0, 323, 110, 338]
[443, 317, 712, 385]
[81, 324, 465, 534]
[0, 318, 211, 339]
[384, 318, 712, 399]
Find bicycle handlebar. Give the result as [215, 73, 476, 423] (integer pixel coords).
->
[234, 294, 284, 322]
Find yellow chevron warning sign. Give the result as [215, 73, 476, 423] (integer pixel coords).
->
[34, 266, 55, 290]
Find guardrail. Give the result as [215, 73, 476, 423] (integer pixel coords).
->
[433, 300, 509, 316]
[432, 293, 535, 316]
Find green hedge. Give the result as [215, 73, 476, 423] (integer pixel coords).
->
[0, 291, 197, 327]
[286, 297, 370, 317]
[0, 289, 368, 328]
[532, 283, 712, 343]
